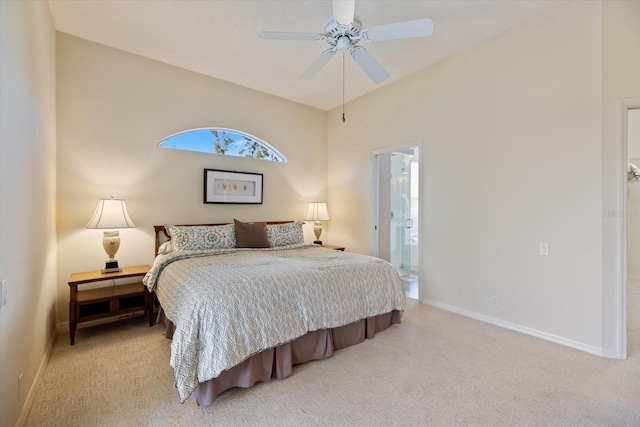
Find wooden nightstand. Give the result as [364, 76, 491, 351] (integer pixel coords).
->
[323, 244, 345, 251]
[67, 265, 153, 345]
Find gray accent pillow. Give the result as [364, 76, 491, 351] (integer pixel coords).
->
[166, 224, 236, 251]
[267, 222, 304, 247]
[234, 219, 270, 248]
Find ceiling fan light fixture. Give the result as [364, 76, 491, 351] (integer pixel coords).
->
[259, 0, 433, 86]
[336, 36, 351, 51]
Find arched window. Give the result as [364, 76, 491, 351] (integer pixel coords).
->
[158, 128, 287, 162]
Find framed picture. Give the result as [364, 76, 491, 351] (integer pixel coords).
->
[204, 169, 263, 204]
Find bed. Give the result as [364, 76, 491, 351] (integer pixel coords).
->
[143, 220, 406, 405]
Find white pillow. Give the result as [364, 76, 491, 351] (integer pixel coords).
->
[157, 241, 174, 255]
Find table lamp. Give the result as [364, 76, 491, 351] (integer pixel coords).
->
[86, 197, 136, 273]
[305, 202, 330, 245]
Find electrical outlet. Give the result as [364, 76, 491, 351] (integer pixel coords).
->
[18, 373, 23, 401]
[539, 242, 549, 256]
[491, 296, 500, 308]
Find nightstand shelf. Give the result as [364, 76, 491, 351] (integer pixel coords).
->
[68, 265, 153, 345]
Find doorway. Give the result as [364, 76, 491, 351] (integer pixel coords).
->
[616, 98, 640, 360]
[372, 144, 421, 299]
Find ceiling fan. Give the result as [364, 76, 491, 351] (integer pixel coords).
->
[258, 0, 434, 84]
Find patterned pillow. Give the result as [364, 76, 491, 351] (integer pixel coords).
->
[266, 221, 304, 247]
[166, 224, 236, 251]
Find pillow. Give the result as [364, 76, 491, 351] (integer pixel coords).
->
[157, 240, 174, 255]
[234, 219, 270, 248]
[165, 224, 236, 251]
[267, 222, 304, 247]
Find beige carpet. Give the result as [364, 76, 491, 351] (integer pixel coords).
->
[25, 283, 640, 427]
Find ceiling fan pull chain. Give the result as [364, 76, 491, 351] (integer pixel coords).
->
[342, 50, 346, 123]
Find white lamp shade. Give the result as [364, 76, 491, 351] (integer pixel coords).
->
[305, 202, 330, 221]
[86, 198, 136, 229]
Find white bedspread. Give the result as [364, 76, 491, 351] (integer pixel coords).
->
[143, 244, 405, 402]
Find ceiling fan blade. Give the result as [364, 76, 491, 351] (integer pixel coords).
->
[259, 31, 325, 41]
[332, 0, 355, 26]
[300, 49, 336, 80]
[363, 18, 434, 42]
[349, 46, 389, 84]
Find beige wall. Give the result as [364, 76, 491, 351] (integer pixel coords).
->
[56, 34, 327, 323]
[0, 1, 58, 425]
[328, 2, 606, 351]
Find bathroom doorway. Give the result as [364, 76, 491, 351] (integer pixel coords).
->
[372, 144, 421, 299]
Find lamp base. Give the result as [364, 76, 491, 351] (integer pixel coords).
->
[314, 240, 323, 245]
[101, 231, 122, 273]
[101, 260, 122, 274]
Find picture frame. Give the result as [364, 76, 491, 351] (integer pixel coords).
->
[204, 169, 263, 204]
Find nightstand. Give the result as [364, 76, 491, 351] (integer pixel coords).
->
[323, 244, 345, 251]
[67, 265, 153, 345]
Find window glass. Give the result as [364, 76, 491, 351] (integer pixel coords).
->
[158, 128, 286, 162]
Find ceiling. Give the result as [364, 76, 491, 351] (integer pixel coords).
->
[47, 0, 563, 111]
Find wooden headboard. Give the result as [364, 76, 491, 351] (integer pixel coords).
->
[154, 221, 293, 257]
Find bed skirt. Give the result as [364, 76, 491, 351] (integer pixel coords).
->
[159, 309, 402, 406]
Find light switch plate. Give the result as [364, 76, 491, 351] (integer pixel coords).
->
[1, 279, 7, 307]
[539, 242, 549, 256]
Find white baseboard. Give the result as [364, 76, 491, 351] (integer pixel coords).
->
[16, 326, 57, 427]
[601, 348, 626, 359]
[422, 298, 605, 357]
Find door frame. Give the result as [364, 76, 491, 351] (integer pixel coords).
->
[371, 140, 424, 298]
[616, 98, 640, 359]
